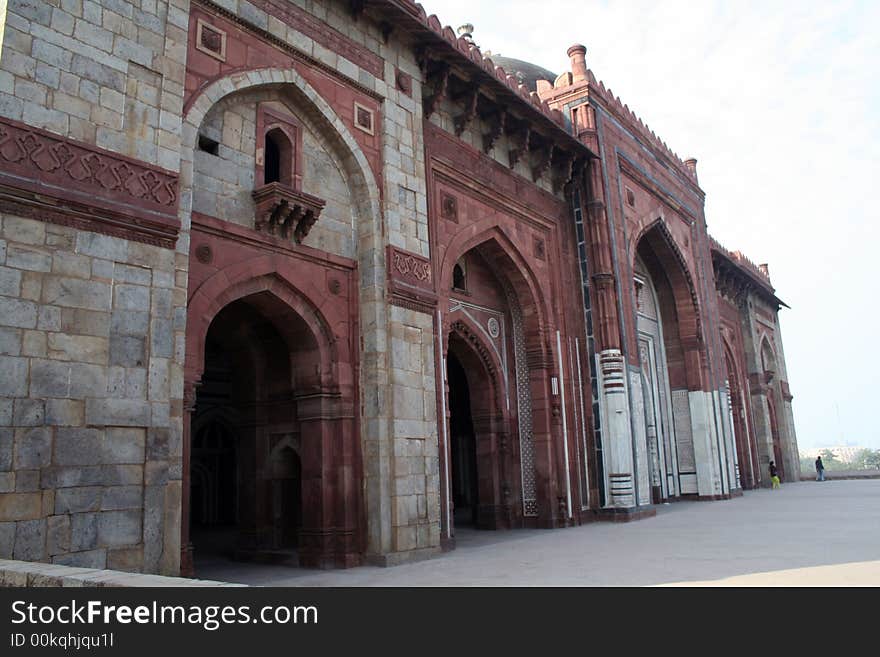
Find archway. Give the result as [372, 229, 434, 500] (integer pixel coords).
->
[722, 341, 757, 488]
[187, 283, 360, 571]
[190, 294, 313, 566]
[634, 254, 677, 502]
[633, 221, 703, 497]
[440, 231, 556, 532]
[181, 67, 382, 569]
[767, 397, 784, 482]
[761, 338, 785, 483]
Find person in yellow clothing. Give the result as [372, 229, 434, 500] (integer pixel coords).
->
[769, 461, 781, 489]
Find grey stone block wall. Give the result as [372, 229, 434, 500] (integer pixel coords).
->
[0, 216, 184, 575]
[0, 0, 189, 576]
[0, 0, 188, 170]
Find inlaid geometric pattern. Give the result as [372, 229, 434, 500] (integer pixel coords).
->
[672, 389, 696, 473]
[505, 282, 537, 516]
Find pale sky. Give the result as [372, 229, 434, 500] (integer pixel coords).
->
[421, 0, 880, 450]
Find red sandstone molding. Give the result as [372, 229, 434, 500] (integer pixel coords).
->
[191, 212, 356, 273]
[0, 116, 179, 248]
[387, 244, 437, 313]
[185, 3, 384, 190]
[709, 235, 788, 310]
[780, 380, 793, 402]
[426, 123, 565, 228]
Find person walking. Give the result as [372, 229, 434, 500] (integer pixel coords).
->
[769, 461, 781, 489]
[815, 455, 826, 481]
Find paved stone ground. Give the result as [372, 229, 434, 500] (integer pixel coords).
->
[195, 480, 880, 586]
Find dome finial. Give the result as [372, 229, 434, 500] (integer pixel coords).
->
[457, 23, 474, 42]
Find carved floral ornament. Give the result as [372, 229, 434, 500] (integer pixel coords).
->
[0, 122, 177, 207]
[0, 115, 179, 247]
[387, 246, 436, 313]
[393, 251, 432, 283]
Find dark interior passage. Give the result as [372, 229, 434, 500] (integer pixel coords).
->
[190, 295, 305, 567]
[447, 348, 479, 528]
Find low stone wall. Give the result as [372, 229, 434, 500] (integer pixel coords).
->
[799, 470, 880, 481]
[0, 559, 243, 587]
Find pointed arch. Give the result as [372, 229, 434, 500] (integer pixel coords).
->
[186, 264, 340, 390]
[447, 315, 504, 392]
[179, 66, 383, 282]
[721, 335, 757, 489]
[441, 223, 551, 364]
[759, 334, 778, 376]
[633, 218, 704, 390]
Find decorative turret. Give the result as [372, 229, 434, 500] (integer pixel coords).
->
[684, 157, 698, 183]
[567, 44, 588, 83]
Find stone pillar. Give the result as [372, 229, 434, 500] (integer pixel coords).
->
[295, 390, 360, 569]
[582, 158, 636, 509]
[598, 350, 634, 506]
[721, 383, 741, 489]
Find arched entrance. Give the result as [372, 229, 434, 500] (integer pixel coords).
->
[634, 254, 677, 502]
[445, 329, 506, 530]
[761, 338, 785, 483]
[190, 294, 310, 565]
[439, 232, 556, 534]
[633, 221, 704, 498]
[722, 342, 757, 488]
[184, 282, 362, 571]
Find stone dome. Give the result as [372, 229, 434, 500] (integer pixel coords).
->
[487, 55, 557, 92]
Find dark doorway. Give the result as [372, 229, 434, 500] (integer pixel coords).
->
[190, 296, 302, 567]
[447, 348, 479, 528]
[270, 446, 302, 549]
[190, 413, 238, 558]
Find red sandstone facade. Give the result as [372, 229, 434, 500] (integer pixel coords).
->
[0, 0, 798, 575]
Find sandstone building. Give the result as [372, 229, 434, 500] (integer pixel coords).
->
[0, 0, 799, 575]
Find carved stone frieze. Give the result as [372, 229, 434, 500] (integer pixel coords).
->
[0, 115, 180, 247]
[387, 245, 437, 313]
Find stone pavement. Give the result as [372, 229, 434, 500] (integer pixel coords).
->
[195, 479, 880, 587]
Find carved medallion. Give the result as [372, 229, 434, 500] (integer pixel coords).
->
[195, 244, 213, 265]
[440, 193, 458, 222]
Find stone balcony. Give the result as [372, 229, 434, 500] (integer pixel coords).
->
[252, 182, 326, 244]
